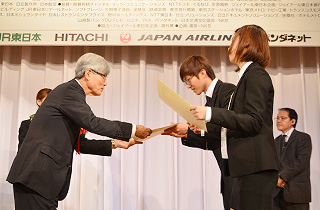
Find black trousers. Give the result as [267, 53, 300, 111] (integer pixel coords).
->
[13, 183, 58, 210]
[273, 189, 309, 210]
[230, 170, 278, 210]
[221, 175, 234, 210]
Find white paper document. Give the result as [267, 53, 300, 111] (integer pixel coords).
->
[157, 79, 207, 132]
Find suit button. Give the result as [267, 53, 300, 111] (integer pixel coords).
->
[67, 164, 71, 168]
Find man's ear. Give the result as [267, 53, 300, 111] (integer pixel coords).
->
[84, 69, 91, 80]
[199, 69, 207, 78]
[291, 119, 296, 126]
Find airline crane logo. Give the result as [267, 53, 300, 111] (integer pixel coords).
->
[120, 32, 131, 43]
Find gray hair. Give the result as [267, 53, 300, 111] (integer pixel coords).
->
[75, 53, 110, 79]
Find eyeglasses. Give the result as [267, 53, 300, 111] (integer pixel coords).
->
[184, 75, 194, 86]
[91, 69, 107, 81]
[275, 116, 289, 121]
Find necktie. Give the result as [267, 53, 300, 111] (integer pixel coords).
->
[205, 96, 211, 106]
[281, 134, 287, 153]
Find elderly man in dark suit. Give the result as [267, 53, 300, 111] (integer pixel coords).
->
[7, 52, 152, 210]
[273, 108, 312, 210]
[162, 55, 235, 210]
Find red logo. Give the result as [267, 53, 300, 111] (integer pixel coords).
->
[120, 32, 131, 43]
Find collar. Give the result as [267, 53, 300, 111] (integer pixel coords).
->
[282, 127, 295, 141]
[75, 78, 83, 88]
[238, 61, 253, 80]
[205, 78, 218, 98]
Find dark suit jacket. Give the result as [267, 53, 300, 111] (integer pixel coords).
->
[18, 118, 32, 150]
[7, 79, 132, 200]
[208, 62, 280, 177]
[182, 80, 235, 210]
[182, 80, 235, 149]
[182, 80, 235, 169]
[274, 129, 312, 203]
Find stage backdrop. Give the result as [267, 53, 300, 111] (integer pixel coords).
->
[0, 0, 319, 46]
[0, 46, 319, 210]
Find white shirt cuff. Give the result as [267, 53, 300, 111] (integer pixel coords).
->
[131, 124, 136, 138]
[201, 129, 205, 136]
[205, 107, 212, 122]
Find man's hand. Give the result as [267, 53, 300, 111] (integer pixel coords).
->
[190, 106, 207, 120]
[114, 138, 143, 149]
[162, 122, 188, 138]
[277, 177, 286, 188]
[135, 125, 152, 139]
[188, 123, 202, 134]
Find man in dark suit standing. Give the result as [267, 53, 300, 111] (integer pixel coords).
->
[273, 108, 312, 210]
[162, 55, 235, 210]
[7, 52, 152, 210]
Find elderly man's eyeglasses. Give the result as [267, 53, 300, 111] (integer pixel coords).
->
[184, 76, 194, 86]
[91, 69, 107, 81]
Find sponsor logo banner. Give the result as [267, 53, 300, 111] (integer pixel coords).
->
[0, 31, 318, 47]
[1, 0, 319, 46]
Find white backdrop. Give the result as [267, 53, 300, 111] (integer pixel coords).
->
[0, 46, 319, 210]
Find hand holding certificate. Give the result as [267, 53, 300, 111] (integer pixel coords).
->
[134, 79, 207, 142]
[134, 123, 178, 142]
[157, 79, 207, 132]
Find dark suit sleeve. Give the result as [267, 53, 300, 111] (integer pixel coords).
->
[79, 134, 112, 156]
[60, 83, 133, 141]
[280, 133, 312, 182]
[181, 128, 218, 150]
[210, 68, 272, 134]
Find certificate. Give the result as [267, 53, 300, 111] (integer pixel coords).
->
[134, 123, 178, 142]
[157, 79, 207, 132]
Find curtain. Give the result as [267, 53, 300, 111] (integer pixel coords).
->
[0, 46, 319, 210]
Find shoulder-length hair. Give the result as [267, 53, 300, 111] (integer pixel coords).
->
[228, 25, 271, 69]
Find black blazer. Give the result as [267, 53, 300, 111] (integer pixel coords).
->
[274, 129, 312, 203]
[209, 62, 280, 177]
[182, 80, 235, 210]
[7, 79, 133, 200]
[18, 118, 32, 150]
[182, 79, 235, 152]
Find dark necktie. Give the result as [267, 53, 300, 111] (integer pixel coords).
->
[281, 134, 287, 153]
[205, 96, 211, 106]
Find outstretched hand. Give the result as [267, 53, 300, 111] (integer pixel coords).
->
[188, 122, 202, 134]
[162, 122, 188, 138]
[135, 125, 152, 139]
[114, 138, 143, 149]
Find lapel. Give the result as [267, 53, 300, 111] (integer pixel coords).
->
[275, 136, 282, 158]
[229, 62, 258, 109]
[286, 129, 297, 148]
[209, 79, 222, 107]
[280, 129, 297, 161]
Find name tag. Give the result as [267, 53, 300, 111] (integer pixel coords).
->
[221, 127, 228, 159]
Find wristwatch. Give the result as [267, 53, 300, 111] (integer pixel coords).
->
[111, 140, 116, 149]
